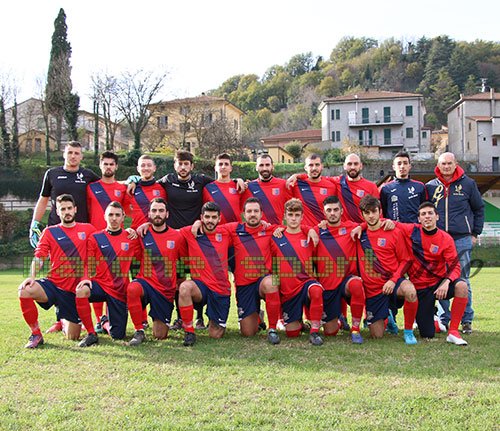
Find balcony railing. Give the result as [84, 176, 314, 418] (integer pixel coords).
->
[348, 114, 404, 127]
[358, 136, 405, 147]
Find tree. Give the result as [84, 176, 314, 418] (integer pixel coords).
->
[197, 118, 240, 159]
[0, 95, 10, 167]
[114, 70, 166, 151]
[11, 99, 19, 166]
[463, 74, 479, 96]
[285, 52, 315, 77]
[427, 68, 459, 128]
[35, 75, 52, 165]
[64, 92, 80, 141]
[284, 141, 303, 162]
[92, 97, 99, 162]
[45, 8, 73, 150]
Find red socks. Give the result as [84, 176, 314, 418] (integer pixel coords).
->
[92, 302, 104, 321]
[76, 297, 96, 335]
[308, 284, 324, 333]
[403, 300, 418, 330]
[179, 305, 194, 333]
[348, 278, 365, 332]
[449, 296, 467, 332]
[20, 297, 41, 335]
[127, 282, 144, 331]
[265, 291, 280, 330]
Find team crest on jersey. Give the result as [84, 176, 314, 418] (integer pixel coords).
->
[356, 190, 365, 197]
[301, 239, 309, 247]
[114, 190, 122, 197]
[320, 188, 327, 195]
[258, 230, 267, 237]
[153, 190, 160, 197]
[377, 238, 386, 247]
[430, 244, 439, 254]
[215, 233, 223, 242]
[166, 240, 175, 249]
[272, 188, 280, 196]
[339, 227, 347, 235]
[121, 242, 129, 251]
[229, 187, 237, 195]
[77, 232, 86, 240]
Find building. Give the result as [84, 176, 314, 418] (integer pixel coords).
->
[318, 90, 432, 160]
[260, 129, 322, 149]
[446, 89, 500, 171]
[149, 94, 244, 154]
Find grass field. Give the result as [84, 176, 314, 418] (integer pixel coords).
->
[0, 269, 498, 431]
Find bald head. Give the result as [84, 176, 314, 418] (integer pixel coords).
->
[344, 153, 363, 179]
[437, 152, 457, 179]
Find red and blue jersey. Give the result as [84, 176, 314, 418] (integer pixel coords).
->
[397, 223, 461, 290]
[332, 175, 380, 223]
[87, 180, 127, 230]
[124, 179, 167, 229]
[86, 230, 140, 302]
[180, 226, 232, 296]
[356, 227, 410, 298]
[35, 223, 96, 293]
[292, 176, 337, 226]
[314, 221, 359, 290]
[242, 177, 291, 224]
[202, 181, 242, 224]
[222, 222, 274, 287]
[270, 230, 317, 302]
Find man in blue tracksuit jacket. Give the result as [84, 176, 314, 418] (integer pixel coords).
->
[426, 152, 484, 333]
[380, 150, 427, 223]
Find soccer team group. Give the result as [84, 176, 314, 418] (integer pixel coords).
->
[19, 141, 484, 348]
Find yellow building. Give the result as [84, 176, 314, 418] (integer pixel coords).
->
[148, 94, 244, 154]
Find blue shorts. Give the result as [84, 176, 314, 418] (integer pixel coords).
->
[365, 278, 406, 325]
[193, 280, 230, 327]
[88, 281, 128, 340]
[133, 278, 174, 325]
[36, 278, 80, 324]
[236, 276, 266, 321]
[322, 276, 354, 323]
[282, 280, 323, 325]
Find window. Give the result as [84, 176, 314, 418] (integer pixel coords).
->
[383, 107, 391, 123]
[234, 119, 238, 130]
[422, 131, 427, 139]
[406, 127, 414, 139]
[384, 128, 391, 145]
[332, 131, 336, 142]
[34, 138, 42, 153]
[493, 138, 498, 146]
[359, 129, 372, 145]
[180, 106, 190, 115]
[281, 155, 285, 163]
[335, 131, 340, 142]
[331, 110, 335, 120]
[468, 122, 472, 131]
[157, 116, 168, 128]
[362, 108, 369, 124]
[335, 109, 340, 120]
[25, 139, 32, 153]
[405, 105, 413, 116]
[493, 157, 499, 172]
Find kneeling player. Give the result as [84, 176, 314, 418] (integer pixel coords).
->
[315, 196, 366, 343]
[178, 202, 232, 346]
[398, 202, 469, 345]
[357, 195, 418, 344]
[127, 198, 187, 345]
[271, 198, 324, 346]
[75, 202, 139, 346]
[18, 194, 95, 348]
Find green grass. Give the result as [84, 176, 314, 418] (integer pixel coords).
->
[0, 269, 499, 431]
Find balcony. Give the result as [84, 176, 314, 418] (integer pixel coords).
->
[348, 113, 404, 127]
[357, 137, 405, 147]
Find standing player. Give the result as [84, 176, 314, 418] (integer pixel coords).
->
[29, 141, 99, 333]
[242, 154, 291, 224]
[397, 202, 470, 345]
[126, 198, 187, 346]
[314, 196, 366, 343]
[356, 195, 418, 344]
[380, 150, 427, 223]
[288, 154, 337, 226]
[271, 198, 324, 346]
[18, 194, 95, 348]
[178, 202, 232, 346]
[124, 155, 166, 229]
[75, 202, 139, 346]
[202, 153, 242, 224]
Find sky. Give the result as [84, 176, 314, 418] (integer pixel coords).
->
[1, 0, 499, 111]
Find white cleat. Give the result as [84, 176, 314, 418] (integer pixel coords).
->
[446, 332, 468, 346]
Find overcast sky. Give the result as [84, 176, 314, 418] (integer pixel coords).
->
[1, 0, 499, 110]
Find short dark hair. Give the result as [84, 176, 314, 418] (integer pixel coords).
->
[65, 141, 82, 149]
[418, 201, 436, 214]
[323, 195, 341, 207]
[201, 201, 220, 215]
[149, 197, 168, 211]
[106, 201, 124, 213]
[394, 150, 411, 162]
[56, 194, 76, 206]
[359, 195, 381, 213]
[243, 197, 262, 212]
[257, 154, 274, 164]
[305, 153, 321, 162]
[284, 198, 303, 213]
[175, 150, 194, 164]
[100, 151, 119, 163]
[216, 153, 232, 163]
